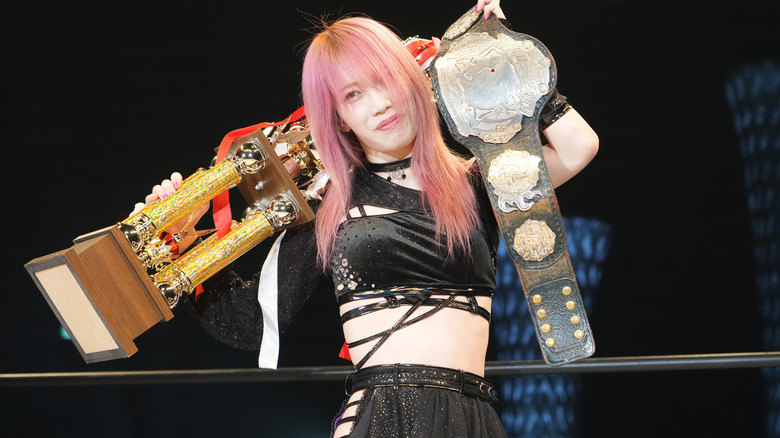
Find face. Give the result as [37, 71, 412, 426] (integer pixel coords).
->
[336, 80, 417, 163]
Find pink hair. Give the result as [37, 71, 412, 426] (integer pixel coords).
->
[301, 16, 480, 269]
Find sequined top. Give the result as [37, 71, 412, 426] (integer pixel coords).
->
[331, 167, 498, 301]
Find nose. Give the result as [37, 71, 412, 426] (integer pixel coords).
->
[369, 86, 392, 115]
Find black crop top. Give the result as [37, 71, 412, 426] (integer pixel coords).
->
[330, 166, 499, 301]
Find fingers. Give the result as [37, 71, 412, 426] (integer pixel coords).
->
[144, 192, 159, 204]
[131, 172, 206, 238]
[170, 172, 183, 189]
[193, 202, 210, 222]
[131, 202, 146, 216]
[432, 36, 441, 51]
[139, 172, 184, 206]
[475, 0, 503, 20]
[475, 0, 488, 16]
[151, 174, 180, 201]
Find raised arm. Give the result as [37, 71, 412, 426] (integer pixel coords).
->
[542, 109, 599, 188]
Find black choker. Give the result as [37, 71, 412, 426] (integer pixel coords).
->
[365, 157, 411, 182]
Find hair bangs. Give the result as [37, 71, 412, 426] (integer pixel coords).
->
[330, 19, 419, 119]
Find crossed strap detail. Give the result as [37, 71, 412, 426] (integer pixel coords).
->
[343, 292, 492, 370]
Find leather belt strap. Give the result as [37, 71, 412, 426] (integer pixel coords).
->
[337, 286, 493, 305]
[346, 364, 498, 402]
[340, 295, 491, 324]
[430, 10, 595, 366]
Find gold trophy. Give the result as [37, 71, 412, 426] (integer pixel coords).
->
[25, 124, 318, 363]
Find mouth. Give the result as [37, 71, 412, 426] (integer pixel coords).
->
[376, 114, 400, 131]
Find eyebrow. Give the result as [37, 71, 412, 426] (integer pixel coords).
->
[339, 82, 359, 93]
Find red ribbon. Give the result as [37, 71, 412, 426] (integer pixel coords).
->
[338, 341, 352, 361]
[404, 38, 438, 67]
[194, 106, 305, 299]
[211, 106, 306, 239]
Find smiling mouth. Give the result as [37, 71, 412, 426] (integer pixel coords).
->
[377, 115, 400, 131]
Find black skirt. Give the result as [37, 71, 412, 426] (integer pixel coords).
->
[332, 365, 507, 438]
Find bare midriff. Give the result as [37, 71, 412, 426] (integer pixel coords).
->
[339, 294, 492, 376]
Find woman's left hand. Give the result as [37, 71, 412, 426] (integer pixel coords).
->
[475, 0, 505, 20]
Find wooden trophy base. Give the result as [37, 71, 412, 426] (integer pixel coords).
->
[25, 226, 174, 363]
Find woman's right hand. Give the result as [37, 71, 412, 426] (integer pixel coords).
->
[132, 172, 210, 254]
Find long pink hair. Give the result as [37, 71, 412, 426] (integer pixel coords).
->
[301, 16, 480, 269]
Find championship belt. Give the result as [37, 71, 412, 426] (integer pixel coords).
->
[431, 11, 594, 366]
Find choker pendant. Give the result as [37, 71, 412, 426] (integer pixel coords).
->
[388, 167, 406, 182]
[365, 157, 411, 182]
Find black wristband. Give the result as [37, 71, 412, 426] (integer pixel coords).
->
[539, 89, 572, 130]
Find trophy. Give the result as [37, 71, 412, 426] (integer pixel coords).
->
[25, 120, 319, 363]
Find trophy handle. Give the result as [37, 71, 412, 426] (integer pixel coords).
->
[118, 140, 269, 253]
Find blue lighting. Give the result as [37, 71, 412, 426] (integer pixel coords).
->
[725, 60, 780, 437]
[493, 216, 611, 437]
[59, 326, 71, 341]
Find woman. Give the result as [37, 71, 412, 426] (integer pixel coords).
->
[142, 1, 598, 436]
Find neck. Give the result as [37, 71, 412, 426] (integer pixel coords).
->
[363, 141, 414, 164]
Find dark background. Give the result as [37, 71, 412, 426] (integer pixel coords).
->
[3, 0, 779, 436]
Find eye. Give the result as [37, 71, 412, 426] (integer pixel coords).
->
[345, 89, 361, 101]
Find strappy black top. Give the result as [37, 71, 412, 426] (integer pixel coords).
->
[330, 166, 499, 369]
